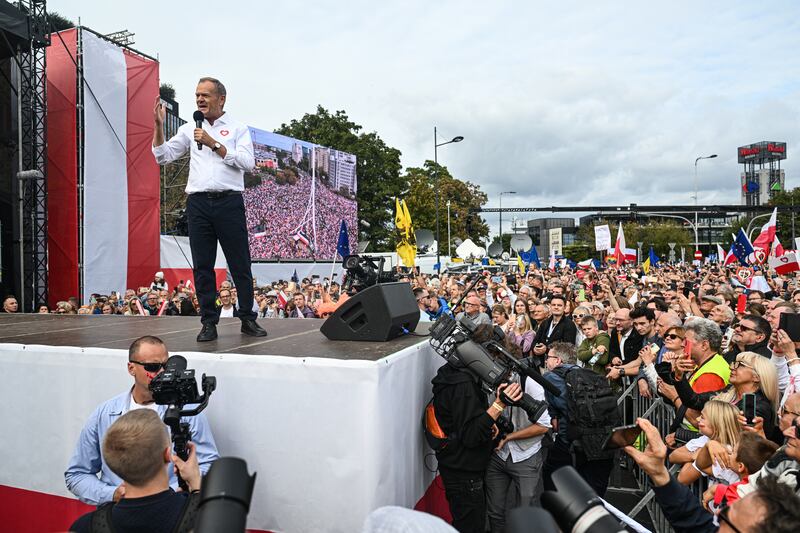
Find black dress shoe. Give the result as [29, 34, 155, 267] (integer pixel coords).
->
[241, 319, 267, 337]
[196, 323, 218, 342]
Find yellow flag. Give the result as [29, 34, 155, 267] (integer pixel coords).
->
[395, 198, 416, 266]
[401, 199, 413, 239]
[517, 255, 525, 274]
[394, 198, 407, 233]
[642, 257, 651, 275]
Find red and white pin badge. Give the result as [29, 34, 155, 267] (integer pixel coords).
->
[220, 129, 230, 136]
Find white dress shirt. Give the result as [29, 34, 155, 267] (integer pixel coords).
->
[152, 112, 255, 193]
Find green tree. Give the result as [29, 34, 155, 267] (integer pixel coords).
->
[49, 12, 75, 31]
[275, 106, 404, 249]
[403, 161, 490, 251]
[489, 234, 513, 254]
[562, 243, 595, 261]
[159, 83, 176, 101]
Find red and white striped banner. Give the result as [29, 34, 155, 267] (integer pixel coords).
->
[47, 28, 160, 304]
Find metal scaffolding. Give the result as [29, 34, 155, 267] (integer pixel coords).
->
[15, 0, 49, 311]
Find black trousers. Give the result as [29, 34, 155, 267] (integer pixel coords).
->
[186, 192, 256, 324]
[439, 467, 487, 533]
[543, 442, 614, 497]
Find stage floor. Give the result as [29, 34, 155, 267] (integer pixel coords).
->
[0, 314, 425, 360]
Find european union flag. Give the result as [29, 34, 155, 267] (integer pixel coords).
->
[648, 247, 660, 267]
[519, 244, 541, 268]
[731, 229, 754, 266]
[336, 220, 350, 258]
[291, 269, 299, 283]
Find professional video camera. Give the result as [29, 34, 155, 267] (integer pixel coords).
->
[340, 254, 399, 294]
[507, 466, 626, 533]
[150, 355, 216, 489]
[428, 278, 560, 422]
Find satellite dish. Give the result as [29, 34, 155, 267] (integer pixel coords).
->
[487, 241, 502, 257]
[454, 238, 463, 247]
[416, 229, 435, 247]
[475, 247, 486, 258]
[456, 239, 480, 259]
[415, 229, 435, 254]
[501, 252, 510, 262]
[510, 234, 532, 252]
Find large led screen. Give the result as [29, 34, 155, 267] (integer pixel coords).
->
[245, 128, 358, 261]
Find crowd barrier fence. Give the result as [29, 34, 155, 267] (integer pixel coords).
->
[606, 379, 708, 533]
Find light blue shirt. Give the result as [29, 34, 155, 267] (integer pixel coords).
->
[64, 389, 219, 505]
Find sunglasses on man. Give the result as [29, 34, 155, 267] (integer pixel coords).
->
[129, 360, 167, 373]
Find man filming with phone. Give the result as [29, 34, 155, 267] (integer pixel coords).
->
[65, 336, 219, 505]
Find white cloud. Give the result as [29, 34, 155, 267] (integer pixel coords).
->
[52, 0, 800, 238]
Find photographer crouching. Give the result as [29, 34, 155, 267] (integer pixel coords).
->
[431, 324, 524, 533]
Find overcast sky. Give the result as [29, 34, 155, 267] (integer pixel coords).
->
[52, 0, 800, 234]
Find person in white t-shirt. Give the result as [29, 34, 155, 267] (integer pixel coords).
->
[216, 288, 238, 318]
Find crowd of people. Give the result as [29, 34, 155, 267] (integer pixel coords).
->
[6, 259, 800, 531]
[416, 261, 800, 532]
[1, 271, 353, 320]
[242, 172, 357, 260]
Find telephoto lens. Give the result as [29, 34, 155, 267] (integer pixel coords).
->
[195, 457, 257, 533]
[541, 467, 625, 533]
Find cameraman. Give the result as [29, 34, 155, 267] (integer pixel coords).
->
[69, 409, 202, 533]
[65, 335, 219, 505]
[486, 346, 552, 532]
[431, 325, 524, 533]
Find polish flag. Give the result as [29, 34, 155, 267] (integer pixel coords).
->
[614, 224, 627, 264]
[277, 290, 289, 308]
[769, 252, 800, 275]
[607, 248, 637, 263]
[771, 235, 785, 258]
[724, 246, 738, 266]
[752, 208, 777, 253]
[716, 244, 726, 265]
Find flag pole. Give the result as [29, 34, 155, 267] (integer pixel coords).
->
[329, 252, 338, 292]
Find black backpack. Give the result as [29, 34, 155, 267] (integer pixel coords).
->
[554, 366, 621, 460]
[90, 491, 200, 533]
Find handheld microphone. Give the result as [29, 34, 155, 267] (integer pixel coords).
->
[193, 110, 204, 150]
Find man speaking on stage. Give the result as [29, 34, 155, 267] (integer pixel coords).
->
[152, 77, 266, 341]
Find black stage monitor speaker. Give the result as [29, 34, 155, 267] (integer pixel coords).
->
[320, 282, 420, 342]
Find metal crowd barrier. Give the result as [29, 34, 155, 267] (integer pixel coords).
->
[606, 379, 708, 533]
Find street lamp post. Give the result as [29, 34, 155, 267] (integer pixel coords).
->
[446, 199, 452, 259]
[694, 154, 718, 253]
[499, 191, 516, 253]
[434, 127, 464, 271]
